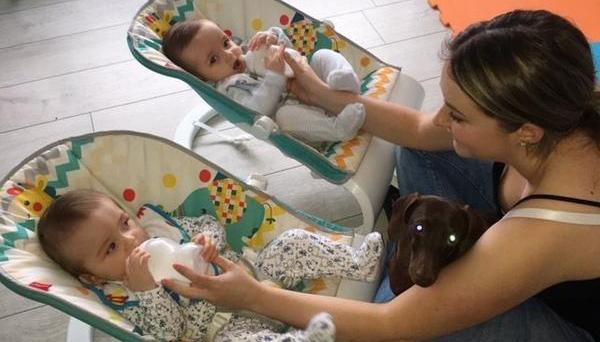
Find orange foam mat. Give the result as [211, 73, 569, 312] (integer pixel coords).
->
[428, 0, 600, 41]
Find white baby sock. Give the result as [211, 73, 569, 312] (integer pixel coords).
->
[303, 312, 336, 342]
[353, 232, 385, 282]
[331, 102, 366, 141]
[309, 49, 361, 93]
[327, 68, 361, 94]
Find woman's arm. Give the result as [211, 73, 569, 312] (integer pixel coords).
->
[284, 52, 453, 151]
[164, 219, 570, 341]
[357, 95, 453, 150]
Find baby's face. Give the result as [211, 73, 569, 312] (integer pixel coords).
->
[181, 21, 245, 82]
[63, 197, 149, 283]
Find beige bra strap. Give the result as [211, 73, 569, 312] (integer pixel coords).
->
[503, 208, 600, 225]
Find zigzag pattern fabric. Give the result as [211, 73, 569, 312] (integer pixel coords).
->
[326, 67, 400, 171]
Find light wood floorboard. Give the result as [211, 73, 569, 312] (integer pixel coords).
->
[0, 0, 142, 48]
[0, 23, 131, 88]
[0, 0, 73, 14]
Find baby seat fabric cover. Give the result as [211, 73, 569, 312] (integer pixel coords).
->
[0, 131, 371, 341]
[128, 0, 411, 184]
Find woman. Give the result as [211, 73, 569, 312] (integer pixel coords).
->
[163, 10, 600, 341]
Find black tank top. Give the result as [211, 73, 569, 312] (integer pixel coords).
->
[509, 193, 600, 340]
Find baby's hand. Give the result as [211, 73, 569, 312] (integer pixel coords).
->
[248, 30, 278, 51]
[124, 247, 157, 292]
[192, 233, 219, 263]
[265, 45, 286, 75]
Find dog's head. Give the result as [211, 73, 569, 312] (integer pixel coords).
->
[388, 193, 489, 289]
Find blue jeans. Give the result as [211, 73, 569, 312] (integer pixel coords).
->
[373, 146, 594, 341]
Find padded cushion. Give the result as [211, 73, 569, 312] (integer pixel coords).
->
[128, 0, 403, 182]
[0, 132, 354, 340]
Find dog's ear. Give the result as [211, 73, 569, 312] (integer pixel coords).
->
[388, 192, 420, 241]
[461, 205, 490, 246]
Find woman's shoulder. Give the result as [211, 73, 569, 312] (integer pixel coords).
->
[489, 203, 600, 281]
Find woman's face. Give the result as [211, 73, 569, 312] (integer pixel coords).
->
[434, 63, 512, 160]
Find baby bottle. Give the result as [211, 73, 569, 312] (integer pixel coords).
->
[139, 237, 214, 284]
[244, 45, 301, 78]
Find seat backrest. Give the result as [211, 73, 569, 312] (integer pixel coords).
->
[128, 0, 404, 184]
[0, 131, 354, 340]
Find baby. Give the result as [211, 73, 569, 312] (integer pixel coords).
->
[37, 189, 383, 341]
[162, 19, 366, 144]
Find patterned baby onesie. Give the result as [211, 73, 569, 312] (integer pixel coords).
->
[94, 214, 228, 341]
[93, 207, 382, 341]
[215, 229, 384, 341]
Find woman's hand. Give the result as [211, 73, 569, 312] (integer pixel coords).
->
[124, 247, 157, 292]
[265, 44, 286, 75]
[192, 233, 218, 263]
[162, 255, 262, 311]
[248, 31, 278, 51]
[283, 51, 333, 109]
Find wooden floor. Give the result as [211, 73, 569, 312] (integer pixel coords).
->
[0, 0, 448, 340]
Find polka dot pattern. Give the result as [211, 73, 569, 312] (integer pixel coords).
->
[199, 169, 212, 183]
[251, 18, 263, 31]
[123, 188, 136, 202]
[360, 56, 371, 68]
[279, 15, 289, 26]
[162, 174, 176, 188]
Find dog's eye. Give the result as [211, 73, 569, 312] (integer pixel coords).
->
[414, 224, 425, 235]
[447, 233, 458, 245]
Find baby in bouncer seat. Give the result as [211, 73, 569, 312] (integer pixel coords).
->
[37, 189, 383, 341]
[162, 19, 366, 144]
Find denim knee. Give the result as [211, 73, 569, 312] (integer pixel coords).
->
[431, 298, 594, 342]
[394, 146, 499, 218]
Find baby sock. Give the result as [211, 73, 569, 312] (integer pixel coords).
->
[327, 68, 361, 94]
[310, 49, 361, 94]
[353, 232, 385, 282]
[332, 103, 366, 141]
[303, 312, 336, 342]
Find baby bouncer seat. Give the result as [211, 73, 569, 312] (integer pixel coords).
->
[127, 0, 425, 233]
[0, 131, 383, 341]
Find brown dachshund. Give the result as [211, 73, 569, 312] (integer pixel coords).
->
[387, 193, 490, 295]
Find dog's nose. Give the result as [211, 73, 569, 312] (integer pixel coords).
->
[413, 270, 437, 287]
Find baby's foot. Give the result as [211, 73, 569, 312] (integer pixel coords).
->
[333, 103, 365, 141]
[305, 312, 336, 342]
[353, 232, 384, 282]
[327, 69, 361, 94]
